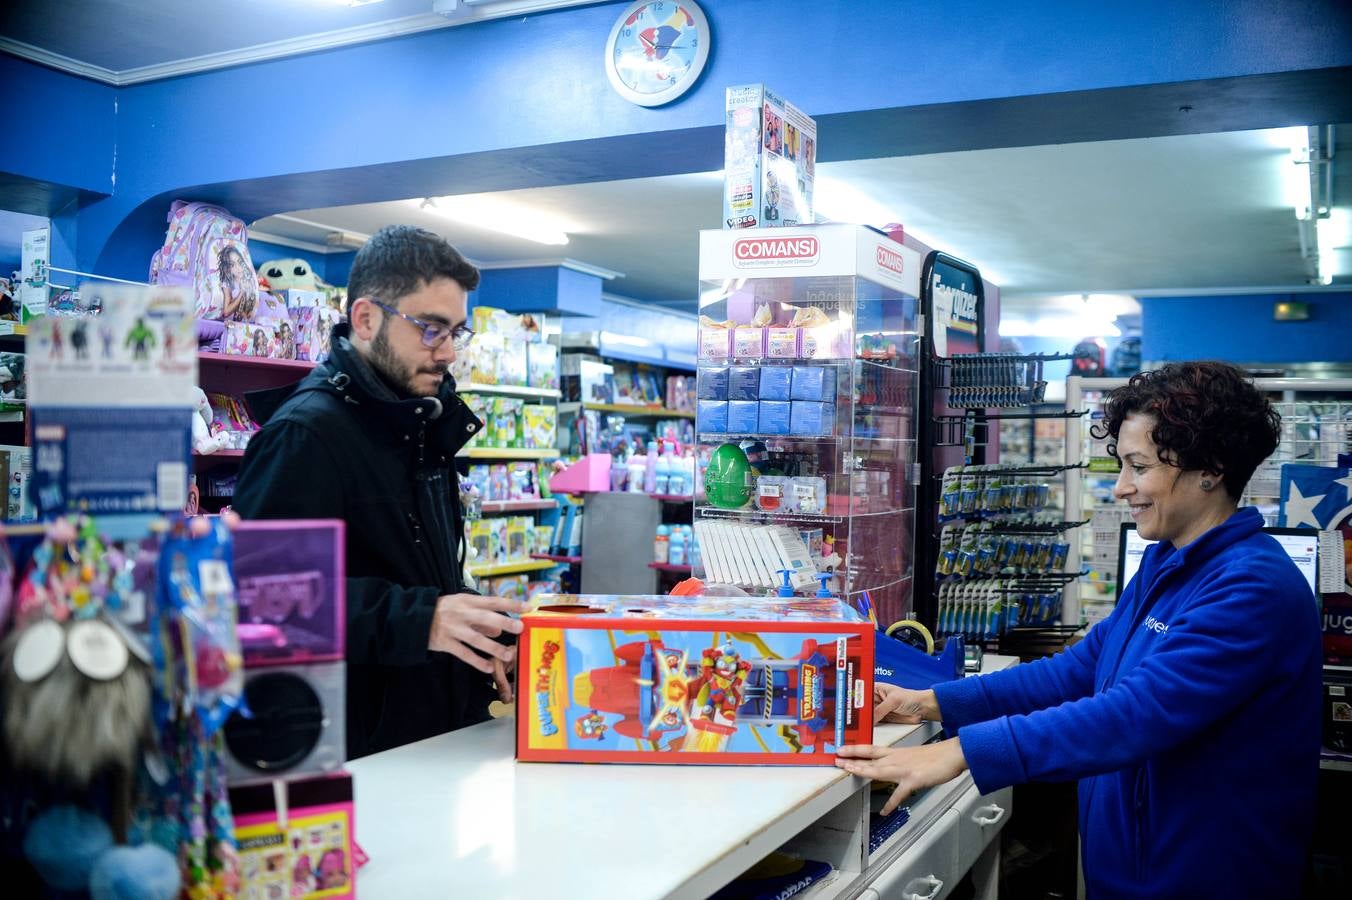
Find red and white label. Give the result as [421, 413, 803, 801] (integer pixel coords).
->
[733, 235, 820, 268]
[876, 244, 906, 276]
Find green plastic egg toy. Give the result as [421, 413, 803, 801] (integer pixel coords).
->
[705, 443, 753, 509]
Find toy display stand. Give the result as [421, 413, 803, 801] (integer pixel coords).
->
[693, 224, 922, 627]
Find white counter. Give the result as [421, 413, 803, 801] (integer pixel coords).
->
[346, 654, 1018, 899]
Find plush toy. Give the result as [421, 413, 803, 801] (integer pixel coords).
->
[191, 387, 227, 454]
[257, 258, 346, 313]
[23, 805, 181, 900]
[256, 257, 320, 292]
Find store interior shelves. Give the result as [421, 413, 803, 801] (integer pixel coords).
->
[558, 400, 696, 419]
[457, 447, 558, 460]
[466, 559, 557, 578]
[648, 561, 691, 573]
[480, 499, 556, 513]
[531, 553, 582, 564]
[461, 382, 561, 399]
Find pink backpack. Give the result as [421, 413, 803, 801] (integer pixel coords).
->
[150, 201, 260, 321]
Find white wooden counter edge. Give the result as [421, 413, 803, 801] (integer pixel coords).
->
[346, 653, 1018, 900]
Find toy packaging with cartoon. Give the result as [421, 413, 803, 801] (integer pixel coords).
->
[723, 84, 817, 229]
[518, 594, 873, 765]
[230, 773, 356, 900]
[26, 283, 196, 515]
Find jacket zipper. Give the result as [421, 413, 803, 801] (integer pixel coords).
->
[408, 422, 428, 545]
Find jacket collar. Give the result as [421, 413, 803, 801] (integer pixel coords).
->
[1138, 505, 1263, 585]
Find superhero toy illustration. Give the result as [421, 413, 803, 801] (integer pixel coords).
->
[518, 594, 872, 765]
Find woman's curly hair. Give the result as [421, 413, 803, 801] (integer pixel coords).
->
[1089, 361, 1280, 500]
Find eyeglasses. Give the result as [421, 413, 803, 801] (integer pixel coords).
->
[370, 300, 474, 350]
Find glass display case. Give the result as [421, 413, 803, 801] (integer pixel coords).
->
[693, 224, 922, 626]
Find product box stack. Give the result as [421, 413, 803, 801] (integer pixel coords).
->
[456, 305, 559, 452]
[722, 84, 817, 229]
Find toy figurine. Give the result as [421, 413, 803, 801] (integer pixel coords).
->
[71, 320, 89, 360]
[574, 711, 608, 740]
[691, 643, 752, 719]
[125, 317, 155, 362]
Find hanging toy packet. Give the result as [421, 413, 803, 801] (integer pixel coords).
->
[154, 518, 243, 736]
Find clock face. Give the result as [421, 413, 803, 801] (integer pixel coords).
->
[606, 0, 710, 107]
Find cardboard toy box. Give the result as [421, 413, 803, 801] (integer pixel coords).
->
[518, 594, 874, 765]
[722, 84, 817, 229]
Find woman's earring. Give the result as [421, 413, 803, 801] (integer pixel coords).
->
[1200, 479, 1214, 491]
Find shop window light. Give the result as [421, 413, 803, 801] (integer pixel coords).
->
[417, 197, 571, 246]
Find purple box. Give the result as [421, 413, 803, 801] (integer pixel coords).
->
[733, 326, 766, 359]
[234, 520, 346, 667]
[700, 328, 733, 360]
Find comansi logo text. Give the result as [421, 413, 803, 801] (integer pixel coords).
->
[733, 235, 820, 267]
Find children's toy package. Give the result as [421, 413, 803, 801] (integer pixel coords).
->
[291, 304, 341, 363]
[522, 404, 557, 451]
[231, 773, 356, 900]
[518, 594, 873, 765]
[527, 342, 559, 390]
[722, 84, 817, 229]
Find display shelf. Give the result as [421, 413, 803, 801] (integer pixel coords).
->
[461, 383, 561, 399]
[193, 449, 245, 458]
[466, 559, 557, 578]
[648, 561, 692, 573]
[531, 553, 582, 564]
[558, 401, 696, 419]
[197, 351, 315, 373]
[0, 323, 27, 337]
[695, 224, 923, 624]
[480, 499, 557, 514]
[650, 493, 700, 502]
[456, 447, 558, 460]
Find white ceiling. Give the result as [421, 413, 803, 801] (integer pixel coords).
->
[252, 126, 1352, 318]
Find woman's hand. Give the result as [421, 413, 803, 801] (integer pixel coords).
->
[835, 737, 969, 815]
[873, 683, 939, 725]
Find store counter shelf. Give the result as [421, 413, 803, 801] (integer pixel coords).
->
[480, 499, 557, 513]
[531, 553, 582, 564]
[345, 654, 1018, 900]
[559, 401, 696, 419]
[648, 562, 691, 573]
[193, 449, 246, 470]
[460, 382, 561, 399]
[456, 447, 558, 460]
[467, 559, 556, 578]
[650, 493, 702, 503]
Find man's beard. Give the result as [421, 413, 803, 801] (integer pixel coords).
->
[370, 322, 445, 398]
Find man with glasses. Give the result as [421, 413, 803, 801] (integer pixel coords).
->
[235, 225, 526, 759]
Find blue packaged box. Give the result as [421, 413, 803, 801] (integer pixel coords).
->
[727, 366, 761, 401]
[758, 366, 792, 401]
[759, 400, 792, 435]
[790, 401, 836, 436]
[698, 400, 728, 433]
[728, 400, 760, 434]
[791, 366, 837, 401]
[698, 366, 729, 400]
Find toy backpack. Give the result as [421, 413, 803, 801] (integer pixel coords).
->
[149, 201, 260, 322]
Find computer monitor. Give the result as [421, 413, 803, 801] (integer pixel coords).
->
[1115, 522, 1319, 601]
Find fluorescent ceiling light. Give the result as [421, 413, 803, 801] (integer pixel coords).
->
[1316, 208, 1350, 285]
[600, 331, 652, 348]
[417, 197, 571, 246]
[1281, 125, 1315, 219]
[333, 0, 386, 6]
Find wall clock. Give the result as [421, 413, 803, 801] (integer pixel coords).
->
[604, 0, 710, 107]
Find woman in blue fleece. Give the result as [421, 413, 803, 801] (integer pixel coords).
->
[838, 361, 1322, 899]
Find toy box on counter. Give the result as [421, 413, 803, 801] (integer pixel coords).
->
[518, 594, 873, 765]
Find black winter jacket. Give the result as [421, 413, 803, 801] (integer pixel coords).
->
[233, 323, 491, 759]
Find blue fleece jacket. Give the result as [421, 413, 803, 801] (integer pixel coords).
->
[934, 507, 1321, 899]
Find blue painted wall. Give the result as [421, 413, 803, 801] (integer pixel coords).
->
[1141, 293, 1352, 363]
[0, 55, 115, 198]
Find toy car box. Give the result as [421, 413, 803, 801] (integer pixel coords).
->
[517, 594, 873, 765]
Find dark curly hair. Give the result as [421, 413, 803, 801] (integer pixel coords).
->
[346, 225, 479, 314]
[1089, 361, 1280, 500]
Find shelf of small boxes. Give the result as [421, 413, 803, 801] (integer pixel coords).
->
[558, 401, 696, 419]
[454, 306, 561, 459]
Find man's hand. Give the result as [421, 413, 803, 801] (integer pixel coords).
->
[428, 593, 527, 674]
[873, 684, 940, 725]
[835, 737, 968, 815]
